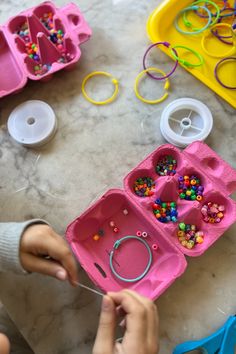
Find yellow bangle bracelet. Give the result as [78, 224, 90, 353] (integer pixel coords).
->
[134, 68, 170, 104]
[201, 23, 236, 58]
[82, 71, 119, 105]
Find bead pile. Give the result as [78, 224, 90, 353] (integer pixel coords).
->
[177, 222, 204, 249]
[15, 15, 73, 76]
[178, 175, 204, 201]
[201, 202, 225, 223]
[134, 177, 155, 197]
[152, 199, 178, 223]
[156, 155, 177, 176]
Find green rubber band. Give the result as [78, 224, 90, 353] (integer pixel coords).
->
[190, 0, 220, 25]
[170, 45, 204, 68]
[175, 5, 212, 34]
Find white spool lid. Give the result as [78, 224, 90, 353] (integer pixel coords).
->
[7, 100, 57, 147]
[160, 98, 213, 147]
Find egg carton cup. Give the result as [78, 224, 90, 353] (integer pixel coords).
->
[66, 142, 236, 300]
[0, 1, 92, 98]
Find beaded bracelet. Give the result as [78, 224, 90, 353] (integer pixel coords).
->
[109, 235, 153, 282]
[175, 5, 212, 35]
[81, 71, 119, 105]
[191, 0, 220, 25]
[170, 45, 204, 68]
[143, 41, 178, 80]
[134, 68, 170, 104]
[201, 23, 236, 58]
[214, 57, 236, 89]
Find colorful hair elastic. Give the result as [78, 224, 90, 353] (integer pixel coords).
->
[82, 71, 119, 105]
[109, 235, 153, 282]
[214, 57, 236, 89]
[175, 5, 212, 34]
[201, 23, 236, 58]
[170, 45, 204, 68]
[193, 0, 223, 19]
[143, 41, 178, 80]
[134, 68, 170, 104]
[191, 0, 220, 24]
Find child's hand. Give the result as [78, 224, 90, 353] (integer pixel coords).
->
[20, 224, 79, 285]
[93, 289, 159, 354]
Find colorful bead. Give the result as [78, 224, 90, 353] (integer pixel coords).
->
[201, 202, 225, 224]
[136, 230, 142, 237]
[93, 234, 100, 241]
[178, 174, 204, 201]
[133, 177, 155, 197]
[109, 221, 115, 227]
[152, 244, 158, 251]
[98, 229, 104, 236]
[152, 198, 178, 223]
[142, 231, 148, 238]
[123, 209, 129, 215]
[155, 155, 177, 176]
[113, 227, 119, 233]
[177, 223, 204, 249]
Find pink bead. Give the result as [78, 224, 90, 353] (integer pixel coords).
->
[152, 244, 158, 251]
[218, 205, 225, 211]
[113, 227, 119, 233]
[142, 231, 148, 238]
[136, 231, 142, 237]
[109, 221, 115, 227]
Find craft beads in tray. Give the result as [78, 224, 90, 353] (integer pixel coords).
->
[0, 1, 91, 98]
[66, 142, 236, 300]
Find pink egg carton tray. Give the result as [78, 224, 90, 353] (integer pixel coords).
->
[66, 142, 236, 300]
[0, 1, 91, 98]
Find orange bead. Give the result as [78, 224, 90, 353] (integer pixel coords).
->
[93, 234, 100, 241]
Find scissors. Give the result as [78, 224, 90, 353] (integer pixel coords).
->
[173, 315, 236, 354]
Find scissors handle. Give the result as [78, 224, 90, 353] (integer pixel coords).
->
[173, 316, 236, 354]
[218, 316, 236, 354]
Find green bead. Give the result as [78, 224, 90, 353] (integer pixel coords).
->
[180, 193, 185, 199]
[191, 195, 196, 200]
[179, 222, 186, 231]
[58, 29, 63, 34]
[170, 202, 176, 207]
[162, 202, 167, 208]
[191, 189, 196, 195]
[29, 54, 33, 58]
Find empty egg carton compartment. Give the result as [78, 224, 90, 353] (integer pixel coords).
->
[66, 142, 236, 299]
[0, 1, 92, 97]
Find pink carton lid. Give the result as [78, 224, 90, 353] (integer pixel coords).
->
[66, 142, 236, 299]
[0, 1, 92, 98]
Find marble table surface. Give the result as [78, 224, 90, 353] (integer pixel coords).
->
[0, 0, 236, 353]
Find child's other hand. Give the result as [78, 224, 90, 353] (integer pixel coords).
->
[93, 289, 159, 354]
[20, 224, 79, 286]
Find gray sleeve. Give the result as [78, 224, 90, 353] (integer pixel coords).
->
[0, 220, 48, 274]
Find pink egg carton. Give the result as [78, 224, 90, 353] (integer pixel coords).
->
[0, 1, 91, 98]
[66, 142, 236, 300]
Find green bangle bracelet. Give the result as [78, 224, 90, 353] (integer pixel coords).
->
[170, 45, 204, 68]
[190, 0, 220, 26]
[175, 5, 212, 34]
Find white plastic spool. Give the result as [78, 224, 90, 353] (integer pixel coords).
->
[7, 100, 57, 148]
[160, 98, 213, 147]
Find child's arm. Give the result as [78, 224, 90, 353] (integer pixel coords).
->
[0, 221, 79, 285]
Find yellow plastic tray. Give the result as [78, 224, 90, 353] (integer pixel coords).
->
[147, 0, 236, 109]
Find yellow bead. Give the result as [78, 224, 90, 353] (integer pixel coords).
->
[178, 231, 185, 237]
[186, 190, 191, 196]
[196, 236, 204, 244]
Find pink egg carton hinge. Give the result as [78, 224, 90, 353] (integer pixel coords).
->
[66, 142, 236, 300]
[0, 1, 92, 98]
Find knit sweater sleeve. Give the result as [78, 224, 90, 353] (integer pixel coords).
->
[0, 220, 48, 274]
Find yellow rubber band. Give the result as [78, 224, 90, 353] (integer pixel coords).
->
[201, 23, 236, 58]
[82, 71, 119, 105]
[134, 68, 170, 104]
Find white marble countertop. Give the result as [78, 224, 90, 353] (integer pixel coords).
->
[0, 0, 236, 353]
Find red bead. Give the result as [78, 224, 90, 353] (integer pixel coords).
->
[113, 227, 119, 233]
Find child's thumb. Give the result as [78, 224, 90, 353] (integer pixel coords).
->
[93, 295, 116, 354]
